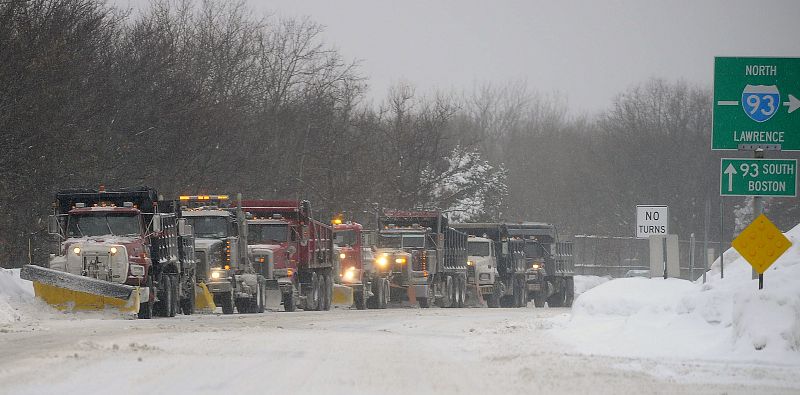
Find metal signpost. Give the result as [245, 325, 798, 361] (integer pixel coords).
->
[713, 57, 798, 284]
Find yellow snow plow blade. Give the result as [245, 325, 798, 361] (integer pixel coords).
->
[332, 284, 354, 306]
[194, 282, 216, 312]
[21, 265, 139, 313]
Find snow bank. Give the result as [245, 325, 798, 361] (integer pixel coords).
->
[0, 268, 35, 324]
[573, 275, 611, 297]
[555, 222, 800, 363]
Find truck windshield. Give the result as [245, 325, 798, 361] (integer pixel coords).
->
[468, 241, 491, 256]
[248, 223, 288, 244]
[334, 229, 357, 246]
[378, 234, 424, 248]
[523, 242, 548, 258]
[186, 216, 229, 238]
[67, 213, 141, 237]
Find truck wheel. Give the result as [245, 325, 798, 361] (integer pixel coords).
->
[373, 278, 385, 309]
[533, 291, 546, 308]
[220, 291, 234, 314]
[354, 285, 367, 310]
[257, 282, 266, 313]
[486, 293, 500, 308]
[456, 276, 465, 308]
[564, 277, 575, 307]
[180, 280, 195, 315]
[381, 278, 390, 308]
[516, 278, 528, 308]
[437, 276, 454, 308]
[283, 291, 296, 312]
[547, 288, 565, 308]
[322, 273, 332, 311]
[170, 275, 180, 317]
[417, 297, 430, 308]
[138, 276, 154, 319]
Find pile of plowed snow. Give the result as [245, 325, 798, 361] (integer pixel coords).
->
[0, 268, 35, 324]
[554, 222, 800, 363]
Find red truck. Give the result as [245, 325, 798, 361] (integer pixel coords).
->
[333, 220, 389, 309]
[240, 200, 334, 311]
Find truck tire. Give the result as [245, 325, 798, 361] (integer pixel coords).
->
[515, 277, 528, 308]
[220, 291, 235, 314]
[486, 293, 500, 308]
[354, 285, 367, 310]
[564, 277, 575, 307]
[257, 282, 266, 313]
[417, 297, 430, 308]
[533, 291, 546, 308]
[373, 278, 385, 309]
[381, 278, 390, 309]
[138, 276, 154, 319]
[180, 280, 195, 315]
[437, 275, 454, 308]
[306, 273, 320, 311]
[283, 291, 296, 312]
[154, 273, 169, 317]
[457, 275, 466, 308]
[547, 287, 565, 308]
[322, 273, 332, 311]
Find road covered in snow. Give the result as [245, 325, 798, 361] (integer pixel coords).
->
[2, 223, 800, 394]
[0, 305, 796, 394]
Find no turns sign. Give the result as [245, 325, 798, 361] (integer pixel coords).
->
[636, 205, 669, 239]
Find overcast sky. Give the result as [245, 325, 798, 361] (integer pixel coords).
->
[116, 0, 799, 114]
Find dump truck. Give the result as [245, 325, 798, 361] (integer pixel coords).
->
[452, 223, 529, 308]
[333, 219, 388, 310]
[504, 222, 575, 307]
[376, 210, 468, 308]
[180, 194, 268, 314]
[21, 186, 197, 318]
[239, 200, 335, 312]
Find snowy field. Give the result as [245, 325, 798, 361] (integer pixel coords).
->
[1, 225, 799, 394]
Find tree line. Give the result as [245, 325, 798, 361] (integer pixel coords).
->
[1, 0, 797, 267]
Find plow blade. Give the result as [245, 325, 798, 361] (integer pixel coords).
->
[20, 265, 139, 313]
[264, 279, 283, 310]
[464, 283, 487, 307]
[194, 282, 216, 312]
[332, 284, 354, 307]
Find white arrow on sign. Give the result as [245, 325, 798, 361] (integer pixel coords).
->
[784, 94, 799, 114]
[724, 163, 737, 192]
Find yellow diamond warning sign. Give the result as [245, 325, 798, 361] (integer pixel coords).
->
[732, 214, 792, 274]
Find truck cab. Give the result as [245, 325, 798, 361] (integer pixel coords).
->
[182, 208, 240, 289]
[246, 217, 294, 290]
[50, 205, 150, 288]
[467, 236, 497, 292]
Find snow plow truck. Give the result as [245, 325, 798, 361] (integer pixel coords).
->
[180, 194, 269, 314]
[21, 186, 198, 318]
[239, 200, 338, 312]
[332, 218, 387, 309]
[376, 210, 468, 308]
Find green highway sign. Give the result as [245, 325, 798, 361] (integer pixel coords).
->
[713, 57, 800, 151]
[720, 158, 797, 197]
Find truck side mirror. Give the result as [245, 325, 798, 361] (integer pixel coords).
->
[152, 215, 162, 233]
[178, 218, 192, 237]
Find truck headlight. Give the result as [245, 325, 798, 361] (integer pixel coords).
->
[73, 246, 81, 255]
[343, 267, 356, 282]
[129, 264, 145, 277]
[110, 247, 118, 255]
[211, 271, 221, 279]
[531, 263, 540, 270]
[395, 257, 406, 264]
[339, 253, 346, 259]
[376, 255, 388, 267]
[467, 260, 474, 266]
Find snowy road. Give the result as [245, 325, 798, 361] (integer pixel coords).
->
[1, 307, 796, 395]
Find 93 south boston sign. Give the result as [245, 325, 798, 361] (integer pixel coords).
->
[712, 57, 800, 151]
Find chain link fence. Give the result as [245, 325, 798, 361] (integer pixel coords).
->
[572, 235, 728, 281]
